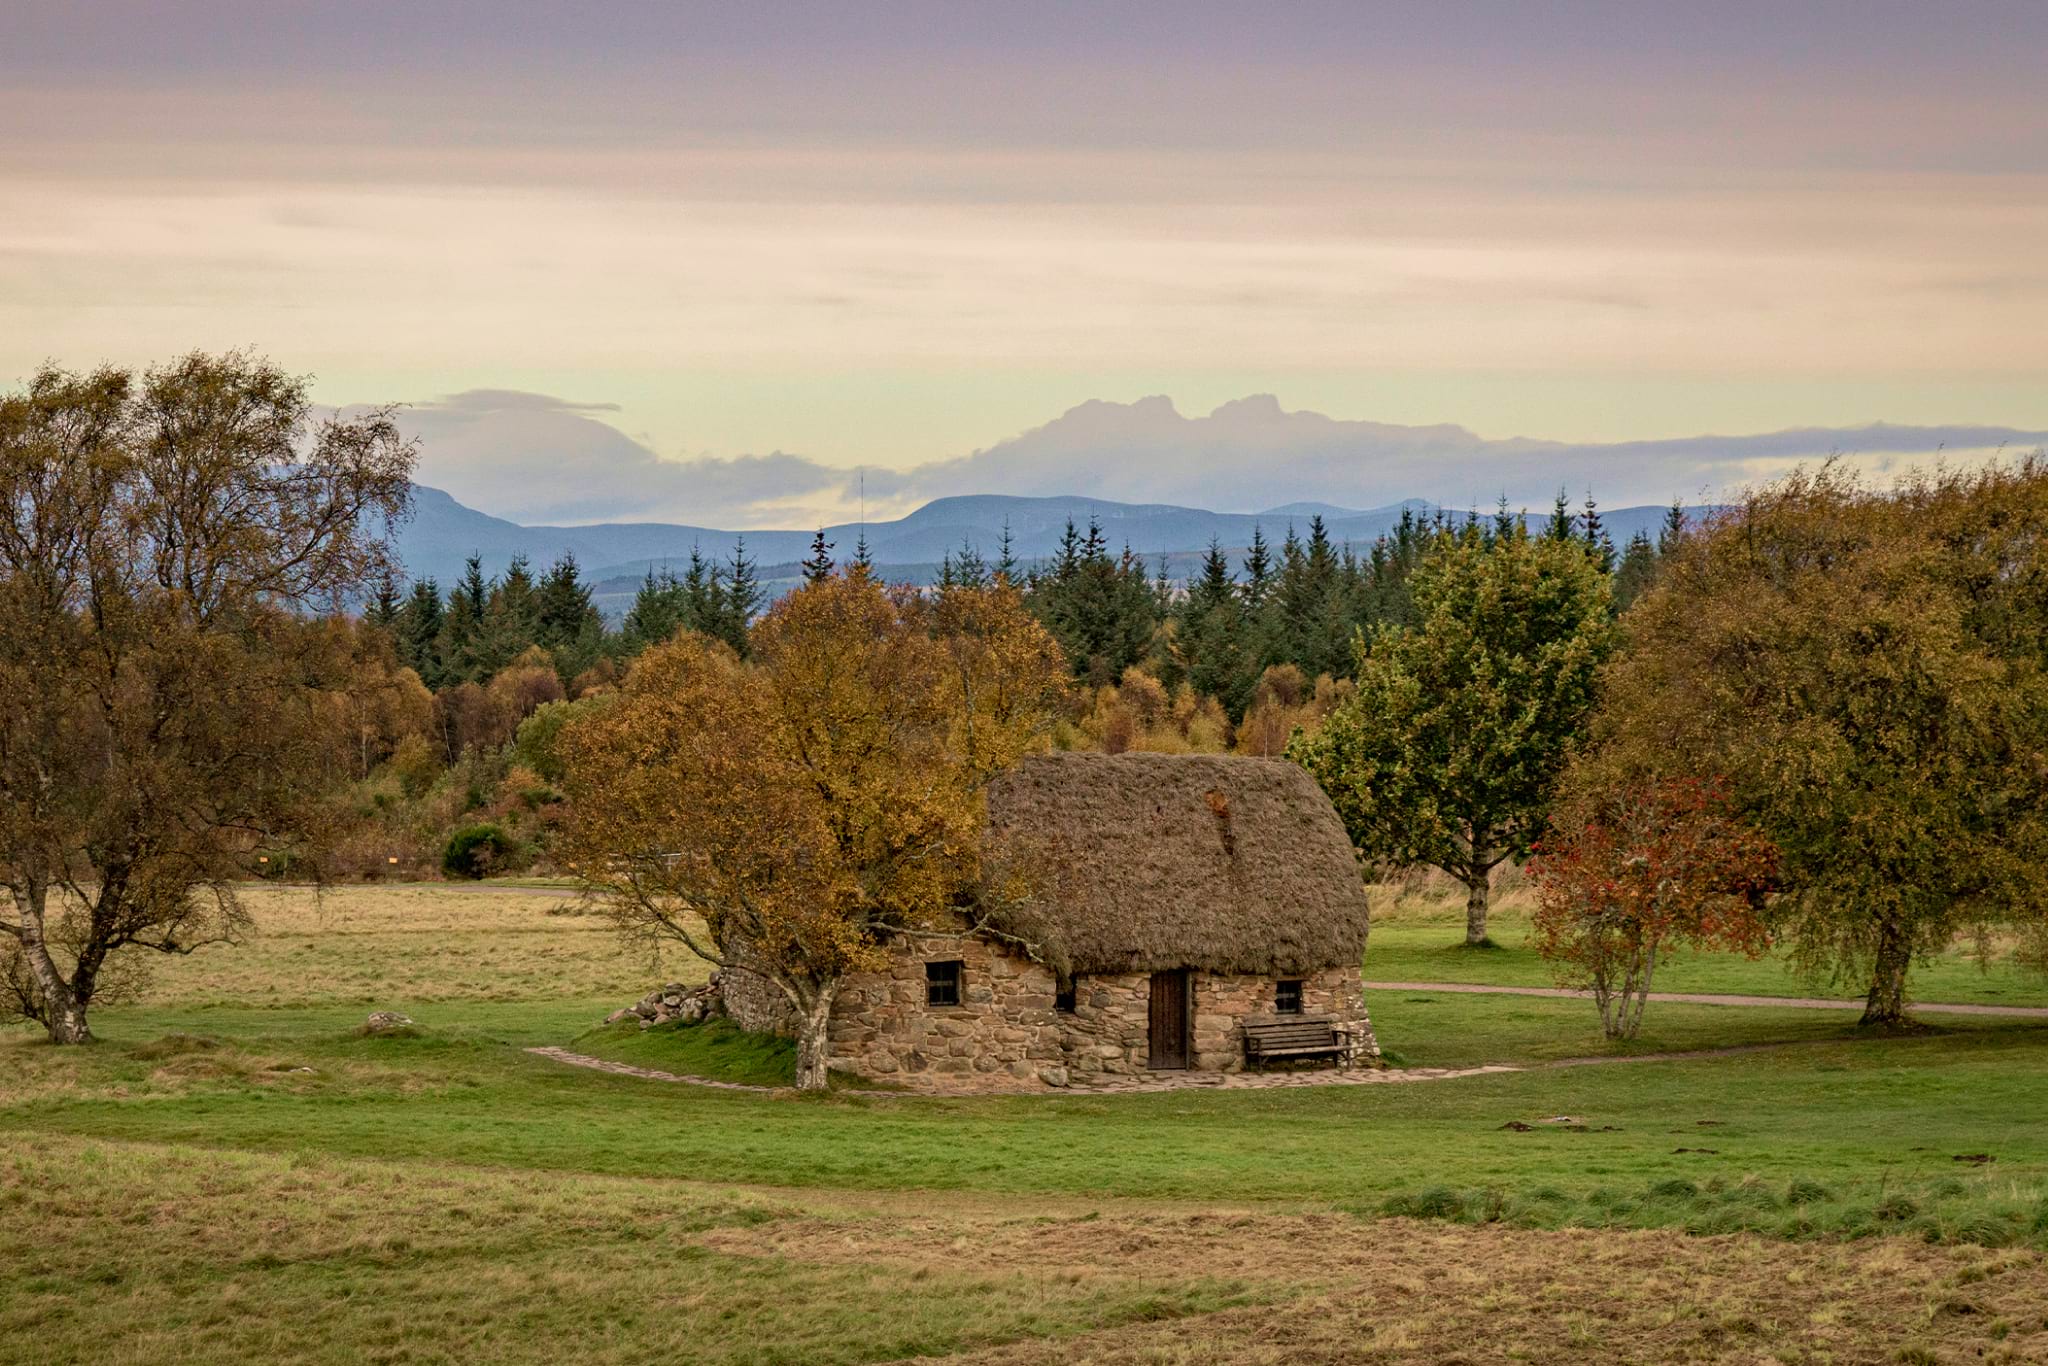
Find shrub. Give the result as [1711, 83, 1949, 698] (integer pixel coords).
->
[1529, 778, 1776, 1039]
[388, 732, 442, 799]
[442, 822, 517, 879]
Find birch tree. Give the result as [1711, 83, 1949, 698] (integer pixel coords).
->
[558, 570, 1065, 1089]
[0, 353, 414, 1041]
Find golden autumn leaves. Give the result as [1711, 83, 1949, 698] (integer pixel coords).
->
[555, 569, 1068, 1087]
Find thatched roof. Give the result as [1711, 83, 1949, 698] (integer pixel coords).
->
[980, 752, 1369, 977]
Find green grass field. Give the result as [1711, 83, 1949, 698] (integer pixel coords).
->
[6, 882, 2048, 1363]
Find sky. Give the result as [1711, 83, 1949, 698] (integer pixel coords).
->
[6, 2, 2047, 525]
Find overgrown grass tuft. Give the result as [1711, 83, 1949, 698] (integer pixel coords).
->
[1355, 1170, 2048, 1251]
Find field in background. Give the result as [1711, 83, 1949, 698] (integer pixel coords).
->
[6, 882, 2048, 1364]
[1367, 867, 2048, 1008]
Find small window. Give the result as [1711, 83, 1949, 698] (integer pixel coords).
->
[1275, 979, 1304, 1015]
[1054, 974, 1077, 1013]
[925, 959, 964, 1008]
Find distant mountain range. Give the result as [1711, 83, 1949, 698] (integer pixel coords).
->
[394, 484, 1685, 615]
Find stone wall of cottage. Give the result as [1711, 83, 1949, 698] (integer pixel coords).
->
[720, 960, 798, 1037]
[816, 934, 1379, 1085]
[825, 932, 1073, 1085]
[1058, 963, 1378, 1077]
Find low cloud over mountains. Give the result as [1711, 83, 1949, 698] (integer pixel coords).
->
[398, 389, 2048, 528]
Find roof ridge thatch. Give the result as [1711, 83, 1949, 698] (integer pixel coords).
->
[979, 752, 1370, 978]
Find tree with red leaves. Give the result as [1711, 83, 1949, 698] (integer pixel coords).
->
[1530, 779, 1778, 1040]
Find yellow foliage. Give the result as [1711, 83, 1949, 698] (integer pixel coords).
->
[556, 572, 1067, 1086]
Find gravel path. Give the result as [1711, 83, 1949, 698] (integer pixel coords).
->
[524, 1045, 780, 1092]
[1365, 980, 2048, 1018]
[524, 1043, 1524, 1095]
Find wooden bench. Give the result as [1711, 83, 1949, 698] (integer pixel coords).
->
[1242, 1018, 1362, 1071]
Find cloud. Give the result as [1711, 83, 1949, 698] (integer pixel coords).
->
[891, 396, 2048, 514]
[385, 388, 2048, 529]
[392, 390, 851, 525]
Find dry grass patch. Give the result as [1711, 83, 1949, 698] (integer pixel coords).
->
[0, 1137, 1260, 1366]
[127, 883, 698, 1009]
[0, 1032, 453, 1107]
[905, 1216, 2048, 1364]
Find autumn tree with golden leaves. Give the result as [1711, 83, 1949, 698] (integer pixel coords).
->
[0, 353, 415, 1042]
[1577, 461, 2048, 1026]
[558, 570, 1066, 1089]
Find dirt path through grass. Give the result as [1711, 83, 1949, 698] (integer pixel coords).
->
[525, 1038, 1891, 1095]
[1368, 980, 2048, 1018]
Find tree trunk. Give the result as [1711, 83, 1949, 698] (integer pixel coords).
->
[791, 980, 839, 1091]
[14, 881, 92, 1044]
[1464, 873, 1491, 947]
[1861, 918, 1912, 1027]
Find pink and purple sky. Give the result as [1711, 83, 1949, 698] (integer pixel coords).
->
[6, 2, 2046, 524]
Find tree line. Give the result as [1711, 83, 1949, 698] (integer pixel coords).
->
[10, 350, 2048, 1056]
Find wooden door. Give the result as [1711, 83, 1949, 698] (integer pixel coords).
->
[1148, 970, 1191, 1069]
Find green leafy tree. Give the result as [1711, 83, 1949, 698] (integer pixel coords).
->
[1290, 523, 1616, 945]
[1574, 462, 2048, 1025]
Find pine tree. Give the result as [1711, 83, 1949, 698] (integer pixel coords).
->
[713, 537, 760, 656]
[441, 553, 491, 683]
[476, 553, 539, 675]
[398, 578, 445, 687]
[1545, 488, 1575, 542]
[1613, 529, 1658, 611]
[1493, 494, 1518, 543]
[1659, 499, 1687, 556]
[1580, 492, 1614, 574]
[537, 553, 598, 648]
[365, 566, 402, 631]
[994, 519, 1019, 583]
[536, 552, 603, 680]
[1052, 519, 1083, 585]
[681, 545, 724, 631]
[1272, 517, 1343, 679]
[950, 537, 989, 589]
[1241, 525, 1274, 612]
[802, 529, 835, 584]
[1177, 539, 1250, 715]
[850, 532, 873, 576]
[624, 567, 686, 650]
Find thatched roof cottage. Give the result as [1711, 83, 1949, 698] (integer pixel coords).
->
[721, 752, 1379, 1087]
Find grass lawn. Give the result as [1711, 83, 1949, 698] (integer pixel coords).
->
[6, 881, 2048, 1363]
[1366, 881, 2048, 1008]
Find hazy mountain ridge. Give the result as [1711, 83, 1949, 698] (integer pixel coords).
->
[395, 484, 1681, 597]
